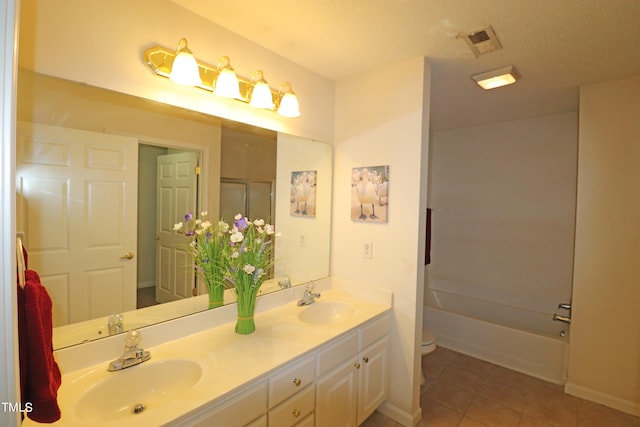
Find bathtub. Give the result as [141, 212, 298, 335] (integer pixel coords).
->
[424, 281, 569, 384]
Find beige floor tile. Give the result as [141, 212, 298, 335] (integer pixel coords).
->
[423, 380, 475, 413]
[458, 416, 490, 426]
[421, 401, 463, 427]
[449, 352, 496, 377]
[369, 349, 640, 427]
[465, 395, 522, 427]
[577, 400, 640, 427]
[475, 377, 528, 412]
[439, 365, 486, 392]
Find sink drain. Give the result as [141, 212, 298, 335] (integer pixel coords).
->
[132, 403, 146, 415]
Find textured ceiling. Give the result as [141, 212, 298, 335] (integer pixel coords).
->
[172, 0, 640, 130]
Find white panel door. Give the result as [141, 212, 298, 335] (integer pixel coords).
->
[156, 151, 199, 303]
[15, 122, 138, 326]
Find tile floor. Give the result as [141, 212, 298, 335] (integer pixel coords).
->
[361, 347, 640, 427]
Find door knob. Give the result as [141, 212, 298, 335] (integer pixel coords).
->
[120, 252, 135, 260]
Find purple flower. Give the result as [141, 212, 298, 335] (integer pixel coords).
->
[234, 216, 249, 231]
[184, 212, 193, 221]
[185, 230, 195, 236]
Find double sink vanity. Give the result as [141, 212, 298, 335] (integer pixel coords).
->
[22, 279, 392, 427]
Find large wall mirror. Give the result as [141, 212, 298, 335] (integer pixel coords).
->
[16, 70, 332, 349]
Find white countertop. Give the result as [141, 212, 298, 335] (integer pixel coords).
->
[23, 281, 391, 427]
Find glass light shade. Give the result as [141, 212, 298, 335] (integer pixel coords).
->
[169, 40, 201, 86]
[278, 92, 300, 117]
[249, 81, 275, 109]
[472, 65, 519, 90]
[214, 68, 242, 99]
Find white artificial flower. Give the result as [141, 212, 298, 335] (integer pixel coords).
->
[253, 219, 265, 226]
[173, 222, 183, 231]
[230, 231, 244, 243]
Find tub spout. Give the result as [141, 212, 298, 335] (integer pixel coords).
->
[552, 313, 571, 324]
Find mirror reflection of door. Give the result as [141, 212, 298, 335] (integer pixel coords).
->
[16, 123, 138, 326]
[154, 151, 200, 303]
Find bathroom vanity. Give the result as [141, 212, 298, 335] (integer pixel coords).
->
[22, 281, 391, 427]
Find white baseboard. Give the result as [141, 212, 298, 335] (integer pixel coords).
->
[377, 401, 422, 426]
[137, 281, 155, 289]
[564, 382, 640, 417]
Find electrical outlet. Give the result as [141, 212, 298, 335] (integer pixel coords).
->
[363, 241, 373, 259]
[299, 234, 306, 248]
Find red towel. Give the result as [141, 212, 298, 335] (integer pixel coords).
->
[18, 269, 62, 423]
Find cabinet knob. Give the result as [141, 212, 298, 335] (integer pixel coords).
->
[292, 409, 301, 418]
[354, 362, 361, 369]
[363, 356, 369, 363]
[293, 378, 302, 387]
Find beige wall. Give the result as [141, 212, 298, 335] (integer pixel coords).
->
[333, 57, 431, 425]
[428, 113, 578, 313]
[566, 75, 640, 415]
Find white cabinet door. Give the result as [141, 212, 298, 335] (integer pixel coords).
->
[357, 336, 389, 424]
[316, 359, 358, 427]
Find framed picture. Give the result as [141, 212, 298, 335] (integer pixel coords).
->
[351, 165, 389, 222]
[290, 170, 317, 217]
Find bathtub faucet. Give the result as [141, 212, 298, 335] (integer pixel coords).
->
[552, 313, 571, 324]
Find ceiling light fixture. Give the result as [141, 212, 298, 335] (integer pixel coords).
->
[168, 38, 201, 86]
[472, 65, 520, 90]
[143, 39, 301, 117]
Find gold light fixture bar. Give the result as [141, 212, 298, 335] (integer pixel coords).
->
[143, 44, 293, 114]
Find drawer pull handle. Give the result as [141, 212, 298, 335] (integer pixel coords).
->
[354, 362, 361, 369]
[293, 378, 302, 387]
[363, 356, 369, 363]
[292, 409, 301, 418]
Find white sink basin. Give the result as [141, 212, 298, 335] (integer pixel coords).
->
[298, 301, 355, 324]
[74, 359, 202, 423]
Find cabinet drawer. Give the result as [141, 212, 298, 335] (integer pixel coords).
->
[269, 355, 315, 407]
[268, 384, 315, 427]
[316, 331, 358, 377]
[360, 313, 390, 349]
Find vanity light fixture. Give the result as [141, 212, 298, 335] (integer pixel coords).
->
[276, 82, 301, 118]
[169, 38, 202, 86]
[143, 39, 301, 117]
[248, 70, 275, 109]
[472, 65, 520, 90]
[213, 56, 242, 99]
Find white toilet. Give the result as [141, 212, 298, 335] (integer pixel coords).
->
[420, 328, 436, 385]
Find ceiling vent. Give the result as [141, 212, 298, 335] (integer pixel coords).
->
[458, 25, 502, 57]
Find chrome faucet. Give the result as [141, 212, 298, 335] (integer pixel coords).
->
[107, 314, 123, 335]
[297, 282, 321, 306]
[108, 330, 151, 371]
[278, 276, 292, 289]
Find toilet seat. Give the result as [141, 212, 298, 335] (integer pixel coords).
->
[421, 329, 436, 355]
